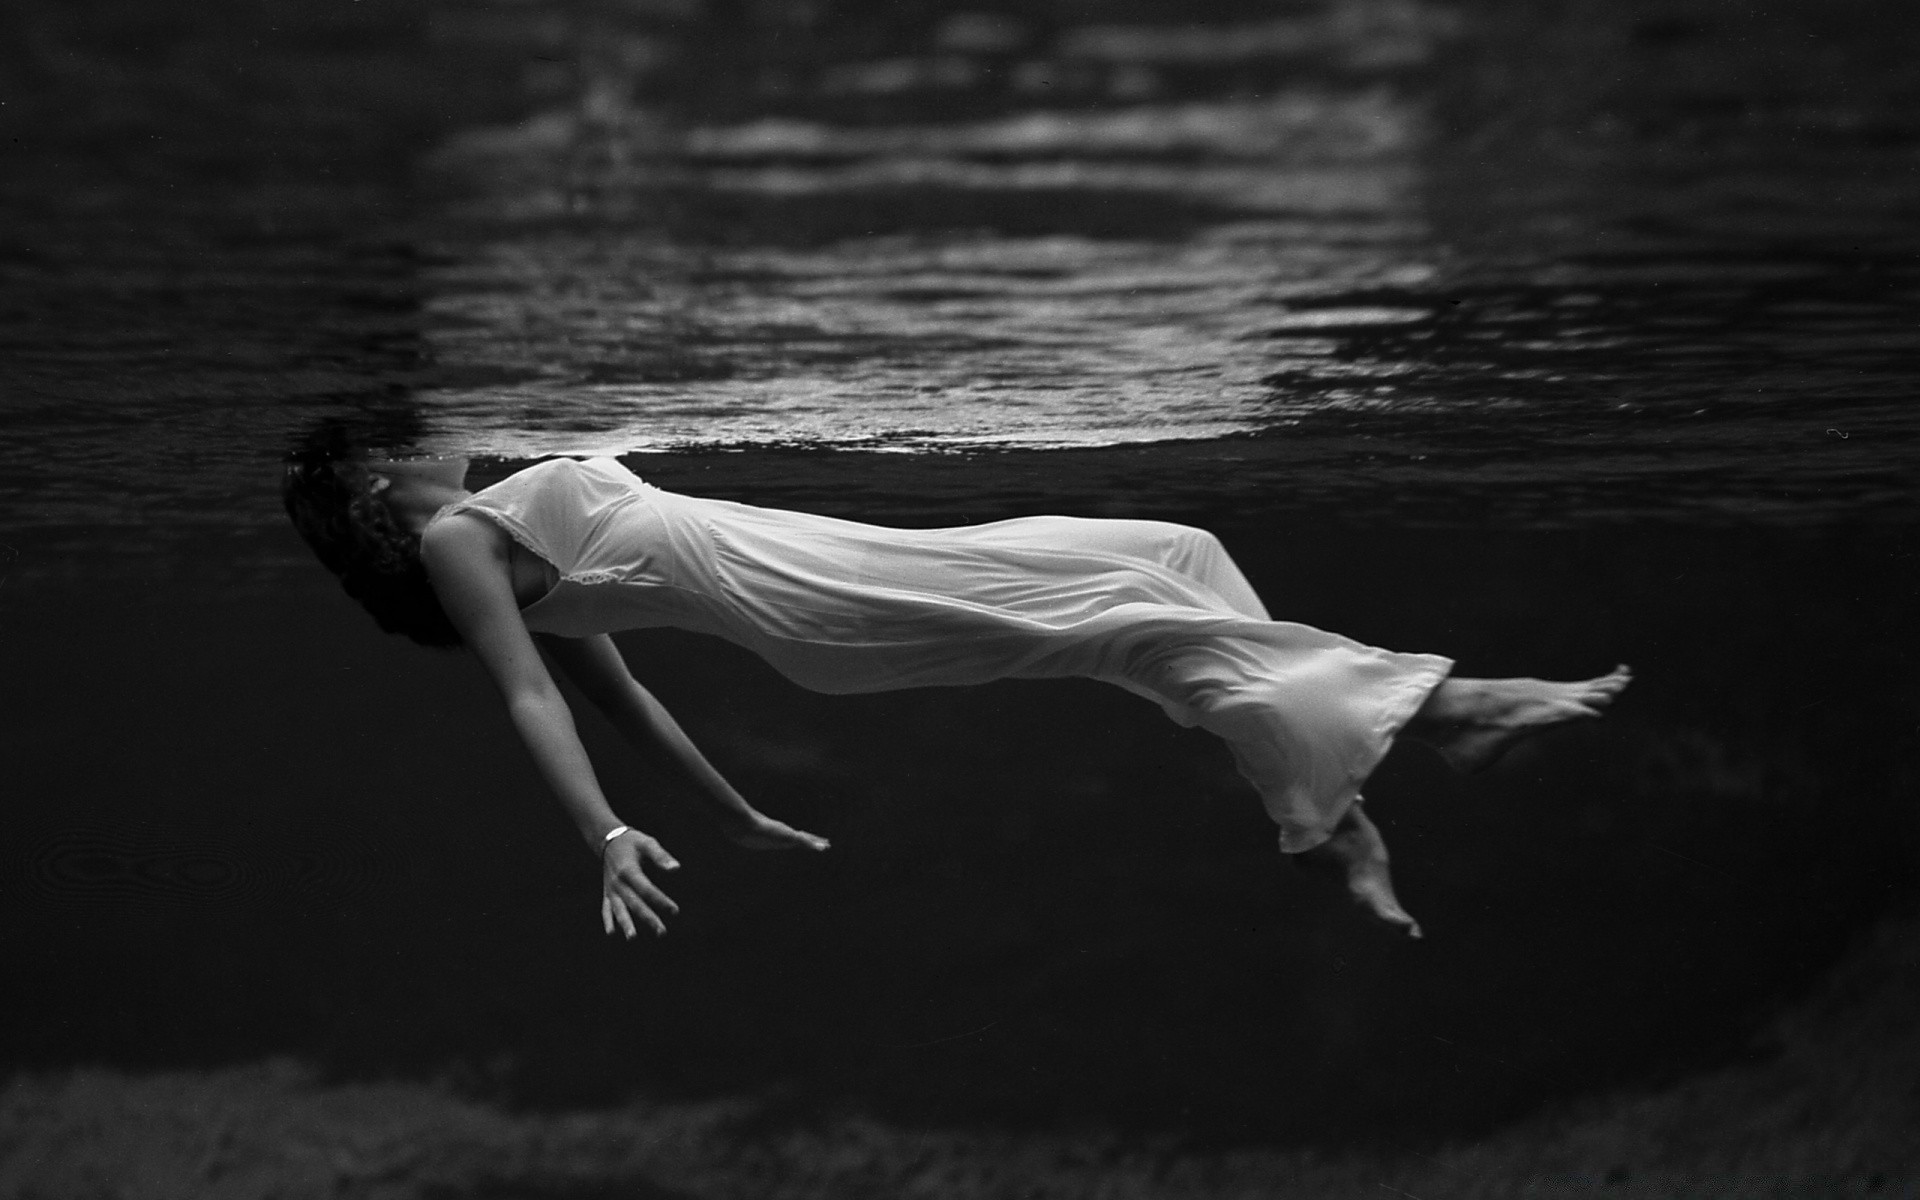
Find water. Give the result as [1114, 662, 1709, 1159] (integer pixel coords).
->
[419, 87, 1426, 451]
[4, 0, 1915, 555]
[2, 0, 1917, 1149]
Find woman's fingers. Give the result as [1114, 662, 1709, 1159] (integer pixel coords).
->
[638, 837, 680, 873]
[619, 863, 680, 916]
[772, 823, 829, 851]
[732, 815, 831, 852]
[791, 826, 830, 851]
[603, 859, 678, 940]
[607, 889, 639, 939]
[598, 832, 681, 940]
[610, 877, 667, 937]
[613, 882, 665, 936]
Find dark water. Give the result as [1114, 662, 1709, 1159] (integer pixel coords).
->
[2, 0, 1917, 1149]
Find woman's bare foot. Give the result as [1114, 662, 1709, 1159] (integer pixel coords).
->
[1297, 805, 1422, 939]
[1409, 664, 1632, 774]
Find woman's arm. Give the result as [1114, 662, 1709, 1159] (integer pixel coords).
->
[540, 633, 830, 853]
[420, 514, 680, 938]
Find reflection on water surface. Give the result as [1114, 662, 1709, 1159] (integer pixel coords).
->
[395, 0, 1918, 529]
[0, 0, 1911, 544]
[422, 83, 1428, 452]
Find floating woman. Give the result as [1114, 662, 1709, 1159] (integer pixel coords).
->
[284, 450, 1630, 942]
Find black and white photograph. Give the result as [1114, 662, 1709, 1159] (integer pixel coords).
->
[2, 0, 1914, 1195]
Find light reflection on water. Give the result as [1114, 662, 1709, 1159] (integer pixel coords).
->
[420, 89, 1429, 455]
[421, 223, 1434, 453]
[404, 2, 1915, 517]
[0, 0, 1914, 553]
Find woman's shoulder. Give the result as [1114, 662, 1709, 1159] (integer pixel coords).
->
[419, 503, 512, 565]
[466, 455, 608, 499]
[442, 457, 649, 531]
[504, 455, 637, 487]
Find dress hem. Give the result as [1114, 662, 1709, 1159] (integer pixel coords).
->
[1274, 654, 1453, 855]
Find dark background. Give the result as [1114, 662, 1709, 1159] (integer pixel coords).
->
[1, 0, 1916, 1174]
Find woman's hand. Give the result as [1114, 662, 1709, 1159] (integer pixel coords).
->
[722, 810, 831, 853]
[600, 830, 681, 938]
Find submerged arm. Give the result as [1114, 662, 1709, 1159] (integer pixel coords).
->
[420, 514, 680, 937]
[541, 633, 830, 853]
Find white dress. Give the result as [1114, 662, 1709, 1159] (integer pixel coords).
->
[442, 457, 1451, 853]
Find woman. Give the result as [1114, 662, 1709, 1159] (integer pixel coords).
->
[284, 450, 1630, 942]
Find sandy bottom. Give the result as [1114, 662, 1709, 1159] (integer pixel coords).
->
[6, 912, 1915, 1200]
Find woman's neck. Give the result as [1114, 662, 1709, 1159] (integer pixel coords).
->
[367, 457, 472, 535]
[388, 482, 471, 535]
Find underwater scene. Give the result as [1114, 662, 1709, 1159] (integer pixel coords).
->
[1, 0, 1916, 1195]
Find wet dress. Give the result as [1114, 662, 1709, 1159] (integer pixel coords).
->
[439, 456, 1451, 852]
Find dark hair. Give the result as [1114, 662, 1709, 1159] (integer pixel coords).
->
[283, 447, 463, 649]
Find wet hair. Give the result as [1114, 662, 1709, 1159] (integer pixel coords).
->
[283, 448, 463, 649]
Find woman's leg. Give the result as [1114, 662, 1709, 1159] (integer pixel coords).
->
[1011, 517, 1271, 619]
[1296, 803, 1422, 938]
[1141, 523, 1269, 620]
[1117, 636, 1630, 938]
[1103, 627, 1449, 935]
[1294, 665, 1633, 937]
[1402, 667, 1634, 773]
